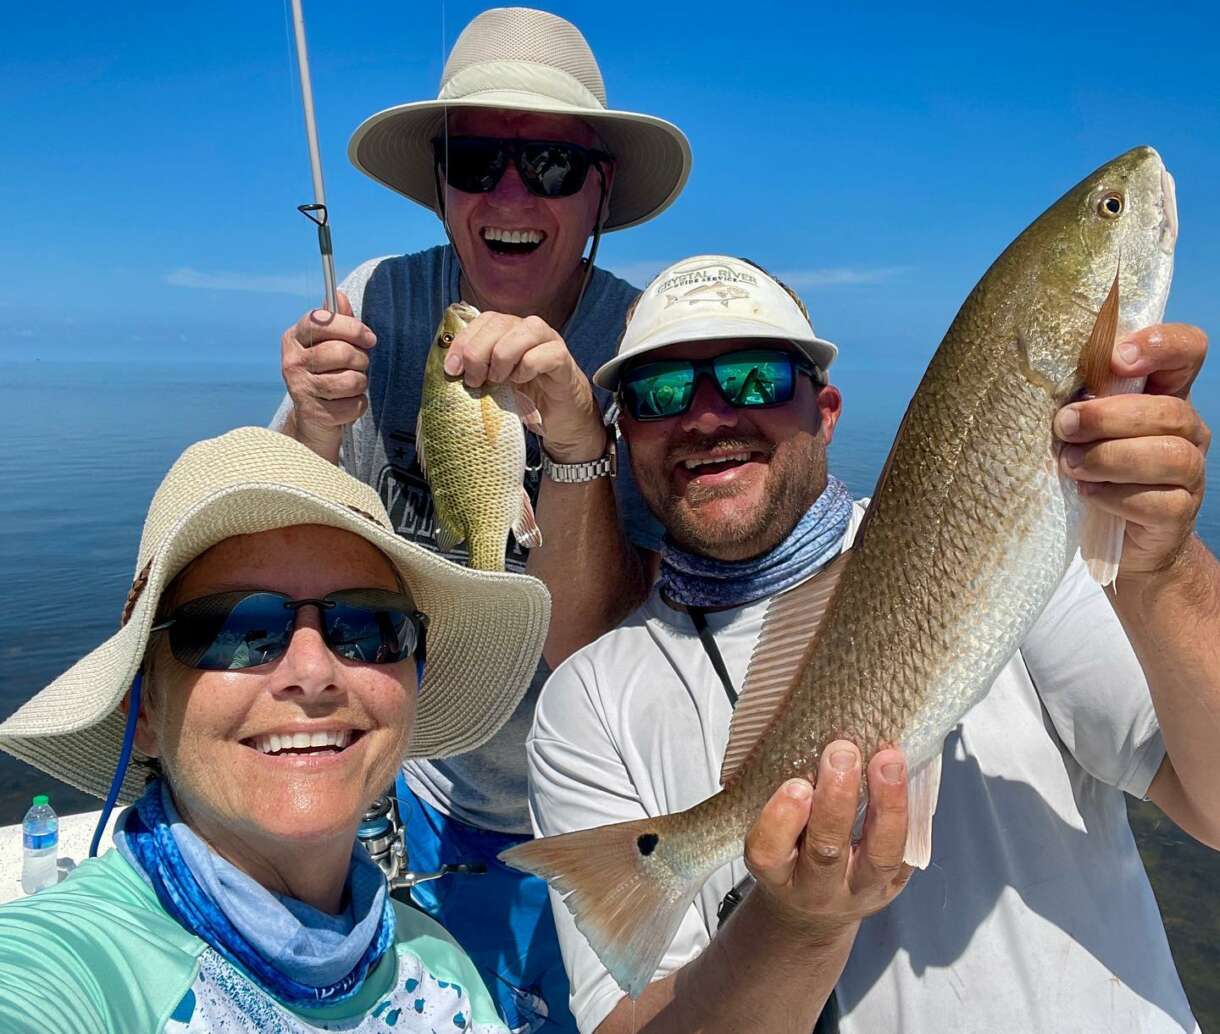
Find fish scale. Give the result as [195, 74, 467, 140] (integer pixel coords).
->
[502, 146, 1177, 998]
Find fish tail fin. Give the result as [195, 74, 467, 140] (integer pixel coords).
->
[501, 812, 713, 998]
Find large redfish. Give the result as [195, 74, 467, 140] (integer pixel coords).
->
[501, 147, 1178, 997]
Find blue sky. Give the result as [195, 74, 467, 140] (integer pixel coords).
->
[3, 0, 1218, 379]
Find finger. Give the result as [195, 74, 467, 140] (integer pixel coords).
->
[296, 308, 376, 351]
[487, 316, 559, 384]
[449, 312, 515, 386]
[799, 741, 861, 877]
[1075, 482, 1200, 532]
[335, 290, 354, 317]
[1055, 394, 1209, 450]
[298, 340, 371, 376]
[1060, 436, 1205, 489]
[308, 369, 367, 401]
[744, 779, 813, 888]
[850, 749, 910, 894]
[1111, 323, 1208, 399]
[509, 340, 572, 388]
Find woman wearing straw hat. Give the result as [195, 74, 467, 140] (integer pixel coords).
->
[0, 427, 549, 1032]
[273, 8, 690, 1031]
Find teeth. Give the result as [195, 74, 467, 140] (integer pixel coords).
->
[254, 730, 352, 756]
[482, 227, 544, 244]
[683, 452, 750, 470]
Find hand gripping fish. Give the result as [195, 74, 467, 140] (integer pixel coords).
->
[501, 146, 1178, 996]
[417, 302, 543, 571]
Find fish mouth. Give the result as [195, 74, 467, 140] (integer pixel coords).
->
[482, 226, 547, 258]
[1159, 167, 1178, 255]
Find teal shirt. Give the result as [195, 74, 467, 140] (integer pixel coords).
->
[0, 850, 509, 1034]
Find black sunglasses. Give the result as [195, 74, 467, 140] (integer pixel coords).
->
[433, 135, 611, 199]
[150, 589, 428, 672]
[618, 348, 825, 422]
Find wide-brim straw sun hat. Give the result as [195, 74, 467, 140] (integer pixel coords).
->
[0, 427, 550, 805]
[593, 255, 840, 391]
[349, 6, 692, 232]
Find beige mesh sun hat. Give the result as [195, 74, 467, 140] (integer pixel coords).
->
[0, 427, 550, 805]
[349, 6, 692, 231]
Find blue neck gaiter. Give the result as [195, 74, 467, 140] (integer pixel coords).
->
[115, 780, 396, 1006]
[659, 475, 854, 609]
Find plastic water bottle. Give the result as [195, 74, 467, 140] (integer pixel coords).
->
[21, 794, 58, 895]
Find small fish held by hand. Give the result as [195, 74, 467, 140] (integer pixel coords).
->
[417, 302, 542, 571]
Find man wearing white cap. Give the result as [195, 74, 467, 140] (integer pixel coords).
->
[273, 8, 689, 1032]
[527, 256, 1219, 1032]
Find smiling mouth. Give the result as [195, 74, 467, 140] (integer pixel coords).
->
[243, 730, 364, 759]
[482, 226, 546, 257]
[676, 451, 766, 477]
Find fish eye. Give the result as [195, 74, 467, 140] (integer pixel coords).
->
[1098, 192, 1124, 219]
[440, 332, 454, 346]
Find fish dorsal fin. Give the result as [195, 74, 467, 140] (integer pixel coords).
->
[1078, 263, 1121, 396]
[720, 550, 852, 789]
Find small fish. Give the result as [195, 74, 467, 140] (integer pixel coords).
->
[502, 146, 1177, 996]
[416, 302, 542, 571]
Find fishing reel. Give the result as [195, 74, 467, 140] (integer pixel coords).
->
[357, 792, 487, 891]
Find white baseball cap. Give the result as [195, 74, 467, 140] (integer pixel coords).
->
[592, 255, 838, 391]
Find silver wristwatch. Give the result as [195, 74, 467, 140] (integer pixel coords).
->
[541, 439, 617, 483]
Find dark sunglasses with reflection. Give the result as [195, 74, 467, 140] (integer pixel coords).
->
[432, 135, 611, 199]
[618, 347, 826, 422]
[150, 589, 428, 671]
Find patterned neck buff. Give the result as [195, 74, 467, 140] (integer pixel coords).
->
[658, 475, 854, 609]
[116, 779, 396, 1007]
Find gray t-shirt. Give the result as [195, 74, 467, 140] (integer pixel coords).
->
[273, 245, 657, 834]
[529, 504, 1197, 1034]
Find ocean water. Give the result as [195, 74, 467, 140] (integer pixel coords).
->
[1, 358, 1218, 817]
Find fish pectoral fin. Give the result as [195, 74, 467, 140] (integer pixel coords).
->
[1073, 263, 1141, 587]
[719, 550, 852, 789]
[512, 488, 543, 550]
[1077, 263, 1122, 397]
[903, 751, 942, 869]
[434, 519, 464, 552]
[414, 410, 429, 476]
[514, 389, 544, 435]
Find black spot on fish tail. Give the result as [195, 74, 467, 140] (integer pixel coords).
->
[637, 833, 659, 856]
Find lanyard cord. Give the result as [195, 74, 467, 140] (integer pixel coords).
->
[687, 605, 738, 708]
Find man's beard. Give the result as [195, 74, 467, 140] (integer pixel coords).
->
[638, 433, 829, 562]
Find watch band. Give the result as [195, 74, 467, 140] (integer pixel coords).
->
[541, 440, 617, 483]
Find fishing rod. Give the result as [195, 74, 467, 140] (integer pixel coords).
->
[289, 0, 338, 314]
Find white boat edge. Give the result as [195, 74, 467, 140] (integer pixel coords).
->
[0, 809, 117, 905]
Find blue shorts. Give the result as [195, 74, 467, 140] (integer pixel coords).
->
[396, 775, 578, 1034]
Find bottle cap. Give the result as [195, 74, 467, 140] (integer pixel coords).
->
[32, 794, 49, 807]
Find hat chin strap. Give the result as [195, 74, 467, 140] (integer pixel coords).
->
[432, 159, 608, 338]
[91, 673, 143, 858]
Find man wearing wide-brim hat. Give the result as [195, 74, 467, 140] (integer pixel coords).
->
[272, 7, 691, 1031]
